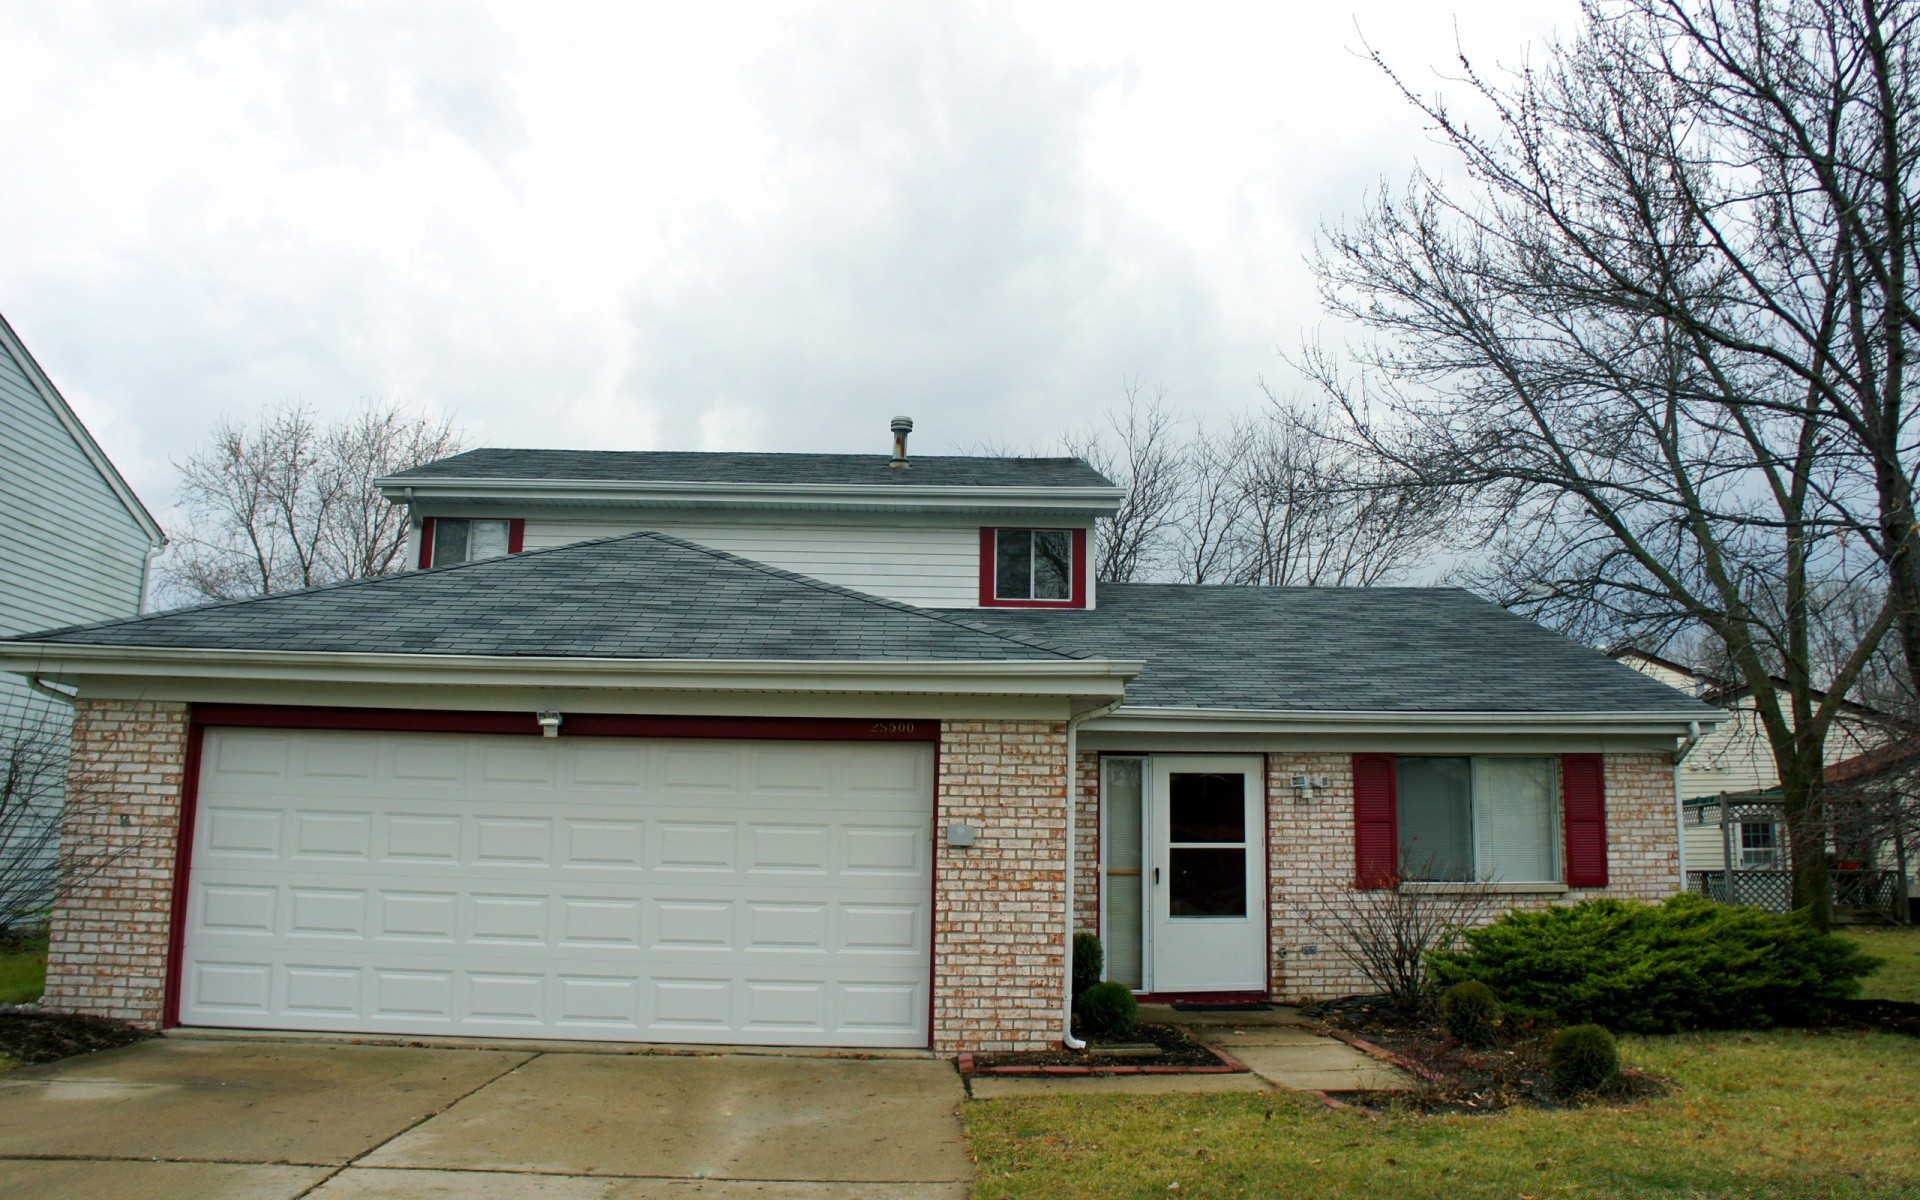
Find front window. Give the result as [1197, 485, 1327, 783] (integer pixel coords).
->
[994, 528, 1072, 600]
[431, 518, 512, 567]
[1397, 756, 1561, 883]
[1739, 821, 1781, 868]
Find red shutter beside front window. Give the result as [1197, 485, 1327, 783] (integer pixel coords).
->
[1561, 753, 1609, 888]
[1353, 753, 1398, 889]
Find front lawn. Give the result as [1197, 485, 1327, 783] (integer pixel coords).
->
[966, 1030, 1920, 1198]
[0, 939, 46, 1006]
[1843, 925, 1920, 1003]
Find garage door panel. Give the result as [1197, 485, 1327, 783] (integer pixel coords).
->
[181, 729, 933, 1047]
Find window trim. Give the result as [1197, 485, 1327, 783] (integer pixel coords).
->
[977, 527, 1088, 608]
[418, 517, 525, 569]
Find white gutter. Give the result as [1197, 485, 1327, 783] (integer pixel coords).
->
[1089, 705, 1720, 737]
[27, 676, 78, 705]
[1062, 696, 1124, 1050]
[1673, 720, 1704, 890]
[0, 642, 1141, 697]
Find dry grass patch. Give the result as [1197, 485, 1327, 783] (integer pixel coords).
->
[966, 1030, 1920, 1199]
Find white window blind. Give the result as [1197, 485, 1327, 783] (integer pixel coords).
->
[1472, 757, 1560, 883]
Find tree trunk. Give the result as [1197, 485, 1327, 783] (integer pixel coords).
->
[1778, 764, 1832, 931]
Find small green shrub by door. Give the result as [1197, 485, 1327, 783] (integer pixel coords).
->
[1438, 980, 1500, 1046]
[1547, 1024, 1620, 1093]
[1071, 932, 1103, 1003]
[1076, 981, 1137, 1038]
[1428, 893, 1881, 1033]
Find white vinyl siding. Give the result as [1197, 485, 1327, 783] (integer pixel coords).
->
[519, 516, 993, 608]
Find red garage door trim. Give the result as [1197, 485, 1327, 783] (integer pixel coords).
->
[165, 704, 943, 1036]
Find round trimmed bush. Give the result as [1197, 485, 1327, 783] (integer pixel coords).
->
[1548, 1024, 1619, 1094]
[1072, 932, 1104, 1003]
[1439, 980, 1500, 1046]
[1076, 981, 1138, 1038]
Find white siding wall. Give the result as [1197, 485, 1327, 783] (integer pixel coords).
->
[1, 333, 154, 916]
[517, 513, 1020, 608]
[1679, 702, 1884, 801]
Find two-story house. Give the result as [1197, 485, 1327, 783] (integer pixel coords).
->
[0, 421, 1714, 1053]
[0, 310, 164, 923]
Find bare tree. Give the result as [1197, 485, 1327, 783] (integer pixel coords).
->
[165, 403, 461, 601]
[1307, 872, 1500, 1012]
[1305, 0, 1920, 926]
[1061, 384, 1188, 583]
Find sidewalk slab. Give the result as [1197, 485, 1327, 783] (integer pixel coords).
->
[359, 1052, 970, 1184]
[2, 1159, 328, 1200]
[0, 1038, 529, 1164]
[1228, 1041, 1415, 1092]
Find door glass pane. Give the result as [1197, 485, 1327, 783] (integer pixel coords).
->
[469, 520, 512, 561]
[995, 530, 1031, 599]
[1101, 758, 1143, 988]
[432, 519, 470, 566]
[1170, 848, 1247, 917]
[1168, 773, 1243, 843]
[1472, 757, 1559, 882]
[1033, 530, 1072, 599]
[1396, 756, 1472, 881]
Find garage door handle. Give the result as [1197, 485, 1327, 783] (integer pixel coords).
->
[1153, 867, 1160, 885]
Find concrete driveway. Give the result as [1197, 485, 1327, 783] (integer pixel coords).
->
[0, 1037, 971, 1199]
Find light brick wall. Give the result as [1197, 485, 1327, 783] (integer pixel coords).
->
[42, 699, 192, 1027]
[1267, 751, 1679, 1001]
[1073, 749, 1099, 932]
[933, 720, 1070, 1053]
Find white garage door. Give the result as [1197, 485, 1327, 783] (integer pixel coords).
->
[178, 727, 933, 1047]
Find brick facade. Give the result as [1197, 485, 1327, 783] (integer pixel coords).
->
[932, 720, 1071, 1053]
[42, 698, 192, 1028]
[1073, 749, 1680, 1003]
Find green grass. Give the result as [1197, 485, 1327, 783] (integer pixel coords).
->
[1843, 925, 1920, 1003]
[0, 940, 47, 1005]
[966, 1031, 1920, 1199]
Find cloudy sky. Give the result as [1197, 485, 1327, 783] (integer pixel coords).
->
[0, 1, 1576, 518]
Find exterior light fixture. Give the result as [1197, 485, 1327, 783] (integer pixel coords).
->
[536, 710, 563, 738]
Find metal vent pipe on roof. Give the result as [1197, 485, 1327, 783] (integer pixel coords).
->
[889, 416, 913, 467]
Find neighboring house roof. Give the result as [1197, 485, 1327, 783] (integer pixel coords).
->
[985, 584, 1719, 715]
[0, 310, 164, 550]
[383, 447, 1117, 490]
[1826, 735, 1920, 786]
[1608, 645, 1900, 723]
[9, 532, 1083, 663]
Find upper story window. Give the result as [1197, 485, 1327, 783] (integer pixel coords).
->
[980, 527, 1087, 607]
[1397, 756, 1561, 883]
[419, 518, 523, 568]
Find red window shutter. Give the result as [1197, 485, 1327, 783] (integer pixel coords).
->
[1353, 753, 1398, 889]
[417, 518, 435, 569]
[1562, 753, 1609, 888]
[507, 519, 526, 554]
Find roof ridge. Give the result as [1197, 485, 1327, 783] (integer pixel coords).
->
[624, 531, 1088, 660]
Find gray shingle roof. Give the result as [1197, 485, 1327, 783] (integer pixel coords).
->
[11, 533, 1083, 662]
[979, 584, 1716, 714]
[384, 448, 1117, 489]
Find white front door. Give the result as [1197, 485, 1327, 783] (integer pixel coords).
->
[1148, 755, 1266, 992]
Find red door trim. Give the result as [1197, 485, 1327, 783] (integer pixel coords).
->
[190, 705, 939, 742]
[161, 723, 207, 1029]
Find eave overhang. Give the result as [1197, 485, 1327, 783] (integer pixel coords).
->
[1087, 705, 1721, 738]
[375, 476, 1126, 517]
[0, 642, 1140, 699]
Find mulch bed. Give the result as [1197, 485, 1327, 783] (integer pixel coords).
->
[962, 1023, 1243, 1074]
[1301, 996, 1668, 1114]
[1827, 997, 1920, 1038]
[0, 1009, 153, 1066]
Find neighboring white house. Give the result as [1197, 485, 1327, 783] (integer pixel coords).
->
[0, 310, 164, 919]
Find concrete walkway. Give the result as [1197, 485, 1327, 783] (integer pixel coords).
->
[966, 1005, 1413, 1099]
[0, 1038, 971, 1200]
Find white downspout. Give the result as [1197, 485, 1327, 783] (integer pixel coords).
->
[1674, 721, 1703, 891]
[1063, 698, 1124, 1050]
